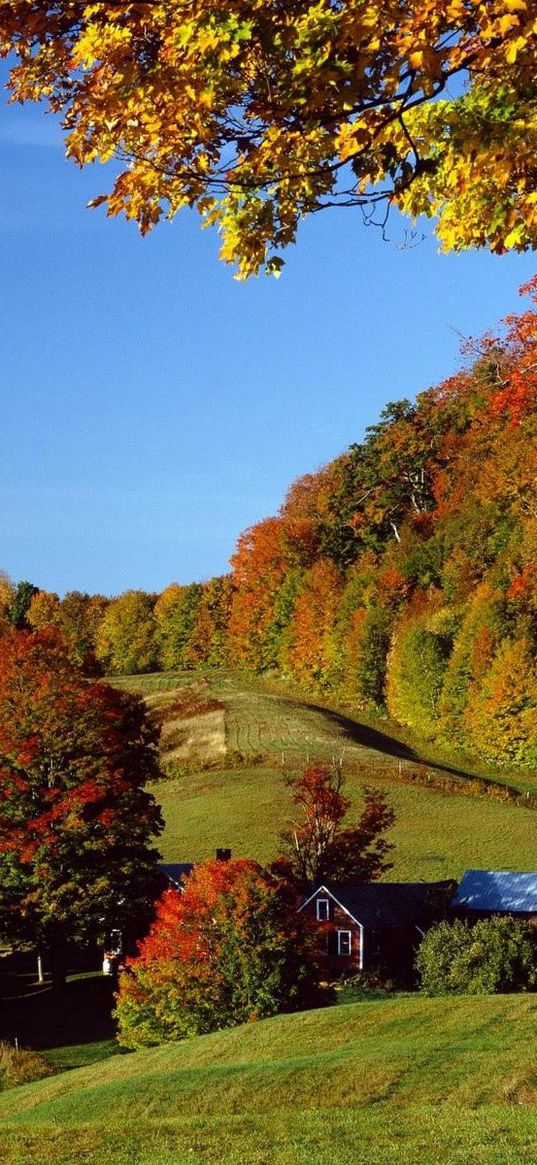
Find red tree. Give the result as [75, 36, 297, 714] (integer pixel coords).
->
[278, 764, 395, 889]
[115, 859, 321, 1048]
[0, 629, 163, 986]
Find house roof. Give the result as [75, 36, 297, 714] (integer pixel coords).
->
[450, 870, 537, 914]
[300, 881, 454, 929]
[159, 863, 194, 888]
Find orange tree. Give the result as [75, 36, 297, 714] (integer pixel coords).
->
[0, 629, 163, 987]
[1, 3, 536, 276]
[115, 858, 322, 1048]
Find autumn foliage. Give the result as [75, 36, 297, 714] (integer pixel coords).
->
[115, 859, 321, 1049]
[1, 3, 537, 275]
[0, 629, 163, 981]
[4, 282, 537, 767]
[278, 765, 395, 888]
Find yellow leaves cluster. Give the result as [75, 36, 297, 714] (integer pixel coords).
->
[1, 0, 537, 273]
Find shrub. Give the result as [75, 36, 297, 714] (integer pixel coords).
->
[0, 1043, 53, 1090]
[416, 916, 537, 996]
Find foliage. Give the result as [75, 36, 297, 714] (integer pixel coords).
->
[0, 573, 15, 637]
[277, 763, 394, 888]
[154, 582, 203, 670]
[0, 630, 163, 983]
[464, 637, 537, 767]
[27, 589, 108, 670]
[8, 580, 38, 630]
[386, 603, 451, 737]
[95, 590, 158, 675]
[115, 858, 321, 1049]
[416, 915, 537, 995]
[2, 4, 537, 276]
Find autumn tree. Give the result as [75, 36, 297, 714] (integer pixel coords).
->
[95, 590, 158, 675]
[115, 859, 321, 1049]
[278, 764, 395, 889]
[1, 3, 536, 276]
[27, 590, 109, 671]
[0, 572, 15, 637]
[154, 582, 203, 671]
[464, 636, 537, 767]
[283, 559, 343, 689]
[0, 629, 163, 986]
[228, 518, 289, 671]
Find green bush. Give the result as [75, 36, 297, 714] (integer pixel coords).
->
[416, 916, 537, 995]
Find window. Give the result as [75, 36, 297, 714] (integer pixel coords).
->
[337, 930, 352, 956]
[371, 929, 381, 957]
[316, 898, 330, 921]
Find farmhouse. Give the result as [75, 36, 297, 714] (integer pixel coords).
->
[450, 870, 537, 921]
[299, 880, 455, 979]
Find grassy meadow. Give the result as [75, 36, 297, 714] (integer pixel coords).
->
[116, 668, 537, 881]
[1, 995, 537, 1164]
[3, 667, 537, 1165]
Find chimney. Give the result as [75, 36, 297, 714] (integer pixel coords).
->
[216, 847, 232, 862]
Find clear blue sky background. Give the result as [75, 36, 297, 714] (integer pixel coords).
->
[1, 72, 535, 597]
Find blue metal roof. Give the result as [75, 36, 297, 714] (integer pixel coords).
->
[451, 870, 537, 913]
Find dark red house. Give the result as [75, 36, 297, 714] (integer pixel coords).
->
[299, 881, 455, 981]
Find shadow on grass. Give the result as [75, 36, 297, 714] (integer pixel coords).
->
[303, 702, 522, 795]
[1, 957, 116, 1051]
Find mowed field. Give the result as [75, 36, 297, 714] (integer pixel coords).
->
[1, 995, 537, 1165]
[115, 669, 537, 881]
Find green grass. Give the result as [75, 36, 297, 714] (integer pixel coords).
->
[110, 667, 537, 880]
[156, 761, 537, 880]
[1, 995, 537, 1163]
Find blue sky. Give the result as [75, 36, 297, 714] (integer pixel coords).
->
[1, 78, 535, 597]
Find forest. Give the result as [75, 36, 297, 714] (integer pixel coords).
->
[4, 281, 537, 769]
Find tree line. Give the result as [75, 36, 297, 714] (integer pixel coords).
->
[5, 281, 537, 767]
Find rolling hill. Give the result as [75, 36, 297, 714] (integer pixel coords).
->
[115, 668, 537, 881]
[1, 994, 537, 1164]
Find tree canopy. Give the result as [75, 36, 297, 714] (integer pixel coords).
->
[1, 2, 536, 275]
[278, 764, 395, 887]
[0, 629, 163, 984]
[115, 858, 321, 1048]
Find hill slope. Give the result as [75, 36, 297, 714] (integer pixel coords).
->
[1, 995, 537, 1164]
[116, 669, 537, 880]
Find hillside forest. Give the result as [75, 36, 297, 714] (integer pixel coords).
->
[5, 282, 537, 770]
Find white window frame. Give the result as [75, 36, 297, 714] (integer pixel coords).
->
[316, 897, 330, 921]
[337, 929, 352, 956]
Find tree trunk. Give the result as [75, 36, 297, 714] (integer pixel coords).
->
[36, 952, 44, 984]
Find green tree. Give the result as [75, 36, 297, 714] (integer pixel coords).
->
[386, 608, 451, 737]
[154, 583, 203, 670]
[9, 581, 38, 630]
[0, 629, 163, 988]
[416, 916, 537, 996]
